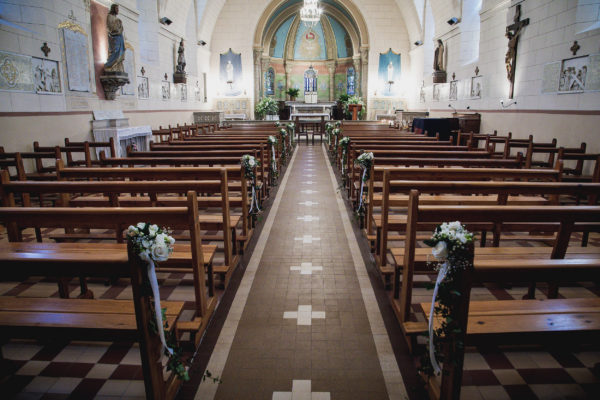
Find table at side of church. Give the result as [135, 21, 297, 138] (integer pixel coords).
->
[412, 118, 458, 141]
[92, 125, 153, 158]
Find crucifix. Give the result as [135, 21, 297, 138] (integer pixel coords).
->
[505, 4, 529, 99]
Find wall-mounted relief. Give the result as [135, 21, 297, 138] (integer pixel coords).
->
[161, 80, 170, 100]
[0, 51, 34, 92]
[378, 48, 401, 97]
[558, 56, 587, 93]
[59, 19, 90, 92]
[220, 48, 242, 96]
[449, 80, 458, 101]
[180, 83, 187, 101]
[137, 76, 149, 99]
[32, 57, 61, 94]
[432, 84, 441, 101]
[470, 75, 482, 99]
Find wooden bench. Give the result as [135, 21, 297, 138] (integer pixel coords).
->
[396, 194, 600, 399]
[0, 192, 216, 343]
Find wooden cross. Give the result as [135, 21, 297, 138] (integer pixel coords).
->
[505, 4, 529, 99]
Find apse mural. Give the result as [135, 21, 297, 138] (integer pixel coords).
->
[378, 48, 401, 97]
[294, 22, 326, 60]
[220, 48, 242, 96]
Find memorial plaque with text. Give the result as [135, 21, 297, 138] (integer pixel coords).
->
[62, 28, 90, 92]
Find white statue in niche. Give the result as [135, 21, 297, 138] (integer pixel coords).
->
[387, 61, 394, 82]
[226, 60, 234, 83]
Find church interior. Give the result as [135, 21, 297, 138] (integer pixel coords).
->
[0, 0, 599, 399]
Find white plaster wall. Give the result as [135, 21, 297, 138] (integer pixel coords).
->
[410, 0, 600, 153]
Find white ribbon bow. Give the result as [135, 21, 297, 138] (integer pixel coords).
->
[141, 255, 173, 355]
[428, 261, 449, 375]
[357, 168, 367, 212]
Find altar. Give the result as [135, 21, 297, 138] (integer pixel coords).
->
[91, 110, 152, 158]
[285, 101, 335, 116]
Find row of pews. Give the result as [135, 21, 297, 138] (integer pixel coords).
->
[327, 122, 600, 400]
[0, 121, 293, 399]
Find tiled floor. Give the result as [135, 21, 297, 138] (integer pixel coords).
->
[1, 142, 599, 400]
[195, 144, 396, 399]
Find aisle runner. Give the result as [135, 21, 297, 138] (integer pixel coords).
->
[195, 144, 406, 399]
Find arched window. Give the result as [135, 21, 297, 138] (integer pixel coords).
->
[347, 67, 355, 95]
[459, 0, 481, 66]
[265, 67, 275, 95]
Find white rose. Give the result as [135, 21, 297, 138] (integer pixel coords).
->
[151, 243, 170, 262]
[127, 225, 138, 236]
[431, 241, 448, 259]
[456, 233, 467, 244]
[249, 158, 256, 167]
[148, 224, 159, 237]
[155, 233, 167, 244]
[137, 222, 146, 230]
[142, 239, 151, 249]
[448, 221, 461, 231]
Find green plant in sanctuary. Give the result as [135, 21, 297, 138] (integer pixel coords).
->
[255, 97, 278, 119]
[286, 87, 300, 100]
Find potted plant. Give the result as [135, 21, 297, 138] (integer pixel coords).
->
[286, 87, 300, 101]
[255, 97, 279, 120]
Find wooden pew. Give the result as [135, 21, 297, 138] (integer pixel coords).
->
[0, 190, 218, 333]
[395, 192, 600, 399]
[65, 137, 117, 163]
[0, 195, 220, 398]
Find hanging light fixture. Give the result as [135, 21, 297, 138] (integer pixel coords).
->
[300, 0, 322, 28]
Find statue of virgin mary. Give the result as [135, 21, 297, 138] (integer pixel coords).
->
[104, 4, 126, 72]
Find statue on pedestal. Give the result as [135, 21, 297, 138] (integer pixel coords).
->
[100, 4, 129, 100]
[432, 39, 447, 83]
[174, 38, 187, 83]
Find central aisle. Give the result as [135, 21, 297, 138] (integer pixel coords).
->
[196, 143, 406, 399]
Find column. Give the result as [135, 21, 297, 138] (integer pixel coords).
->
[253, 47, 262, 105]
[327, 61, 336, 101]
[261, 57, 271, 98]
[360, 47, 369, 99]
[352, 55, 361, 96]
[285, 62, 292, 94]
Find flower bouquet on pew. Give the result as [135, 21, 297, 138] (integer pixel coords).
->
[354, 151, 373, 221]
[241, 154, 261, 217]
[267, 135, 279, 185]
[279, 128, 288, 164]
[339, 136, 351, 186]
[421, 222, 474, 377]
[127, 223, 190, 380]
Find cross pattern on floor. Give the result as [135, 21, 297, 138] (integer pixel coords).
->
[301, 190, 317, 194]
[294, 235, 320, 244]
[298, 201, 318, 206]
[290, 262, 323, 275]
[297, 215, 319, 222]
[303, 181, 314, 184]
[283, 306, 325, 326]
[303, 174, 314, 177]
[272, 380, 330, 400]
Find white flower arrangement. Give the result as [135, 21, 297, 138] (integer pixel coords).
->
[267, 135, 278, 145]
[127, 223, 175, 263]
[354, 152, 374, 215]
[355, 152, 374, 173]
[424, 221, 474, 269]
[241, 154, 261, 214]
[423, 222, 474, 376]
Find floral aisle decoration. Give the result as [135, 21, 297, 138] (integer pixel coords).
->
[422, 222, 474, 376]
[286, 122, 295, 147]
[325, 122, 334, 145]
[354, 152, 373, 216]
[241, 155, 261, 215]
[126, 223, 189, 380]
[339, 136, 351, 183]
[274, 121, 281, 128]
[279, 128, 288, 163]
[267, 135, 279, 184]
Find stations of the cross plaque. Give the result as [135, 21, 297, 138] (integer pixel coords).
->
[505, 4, 529, 99]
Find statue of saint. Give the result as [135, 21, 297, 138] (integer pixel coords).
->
[176, 39, 186, 73]
[433, 39, 444, 72]
[104, 4, 125, 73]
[387, 61, 394, 82]
[226, 60, 234, 83]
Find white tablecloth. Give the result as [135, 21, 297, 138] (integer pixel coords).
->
[92, 125, 152, 158]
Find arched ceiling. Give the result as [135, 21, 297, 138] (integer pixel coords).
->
[197, 0, 423, 52]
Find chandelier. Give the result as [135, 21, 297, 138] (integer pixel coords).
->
[300, 0, 322, 28]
